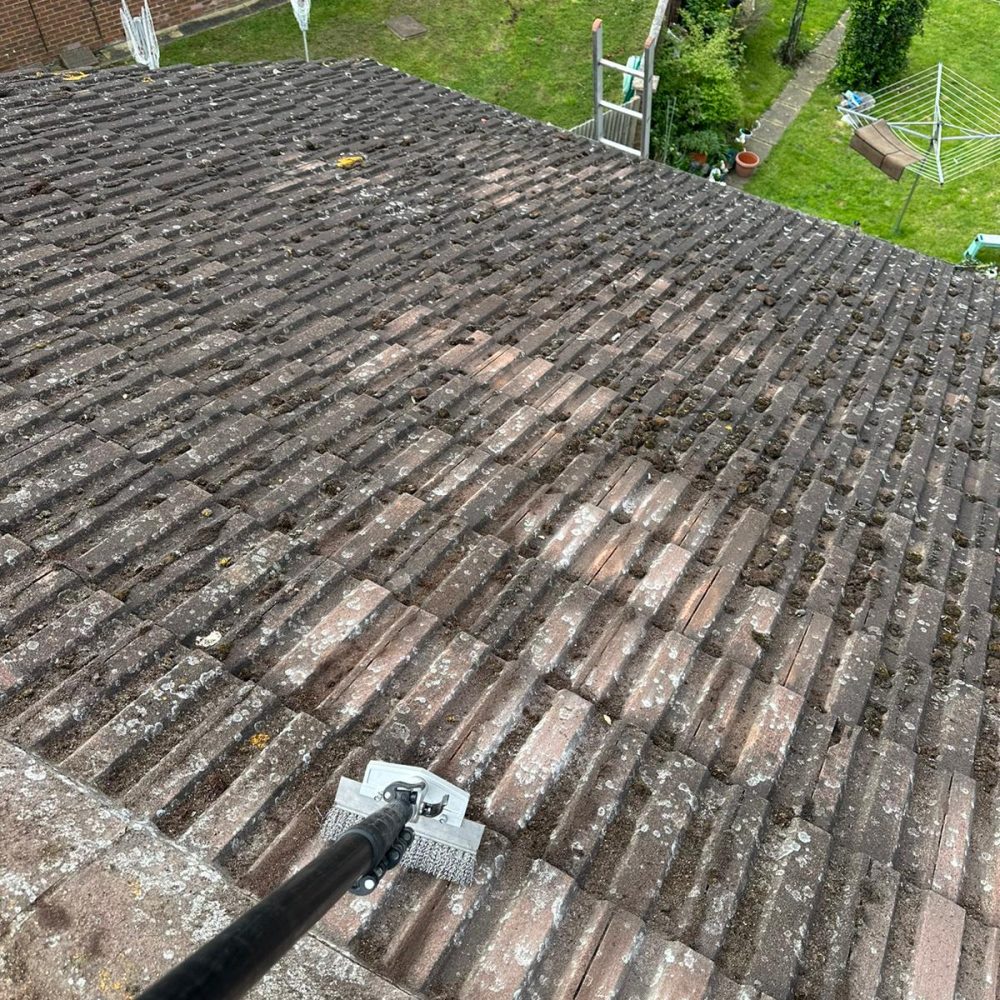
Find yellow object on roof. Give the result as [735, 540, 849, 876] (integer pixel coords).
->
[335, 155, 365, 169]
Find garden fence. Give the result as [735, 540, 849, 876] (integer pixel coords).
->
[568, 96, 643, 146]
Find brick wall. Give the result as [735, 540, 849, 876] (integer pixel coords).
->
[0, 0, 234, 70]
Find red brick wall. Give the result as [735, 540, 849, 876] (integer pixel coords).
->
[0, 0, 234, 70]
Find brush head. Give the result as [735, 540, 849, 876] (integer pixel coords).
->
[323, 762, 484, 886]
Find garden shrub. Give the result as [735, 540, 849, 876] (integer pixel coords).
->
[677, 127, 729, 160]
[651, 0, 743, 167]
[683, 0, 738, 39]
[661, 19, 742, 126]
[833, 0, 931, 90]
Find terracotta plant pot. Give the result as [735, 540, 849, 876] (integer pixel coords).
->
[734, 150, 760, 178]
[690, 151, 708, 165]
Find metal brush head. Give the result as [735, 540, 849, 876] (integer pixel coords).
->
[323, 761, 484, 885]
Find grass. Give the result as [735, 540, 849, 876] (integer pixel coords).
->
[160, 0, 654, 128]
[745, 0, 1000, 262]
[738, 0, 848, 121]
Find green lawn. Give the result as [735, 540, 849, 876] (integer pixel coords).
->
[745, 0, 1000, 262]
[161, 0, 653, 127]
[739, 0, 848, 121]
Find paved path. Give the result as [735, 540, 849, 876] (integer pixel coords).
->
[728, 10, 848, 186]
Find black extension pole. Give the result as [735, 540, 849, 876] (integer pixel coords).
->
[137, 795, 412, 1000]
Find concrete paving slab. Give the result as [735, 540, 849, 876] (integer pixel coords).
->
[750, 121, 785, 147]
[773, 96, 811, 118]
[768, 105, 802, 129]
[59, 45, 97, 70]
[385, 15, 427, 40]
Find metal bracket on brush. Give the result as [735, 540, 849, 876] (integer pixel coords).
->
[349, 777, 456, 894]
[329, 761, 484, 886]
[138, 764, 483, 1000]
[359, 762, 470, 829]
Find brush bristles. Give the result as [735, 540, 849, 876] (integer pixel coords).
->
[323, 804, 476, 885]
[321, 803, 361, 842]
[405, 836, 476, 885]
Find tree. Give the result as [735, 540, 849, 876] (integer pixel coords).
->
[833, 0, 932, 90]
[779, 0, 808, 66]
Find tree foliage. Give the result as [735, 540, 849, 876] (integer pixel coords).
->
[649, 3, 743, 165]
[681, 0, 738, 38]
[655, 15, 743, 134]
[833, 0, 931, 90]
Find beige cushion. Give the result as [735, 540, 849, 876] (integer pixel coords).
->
[850, 120, 922, 181]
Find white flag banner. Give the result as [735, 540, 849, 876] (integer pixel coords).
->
[290, 0, 311, 32]
[290, 0, 311, 60]
[120, 0, 160, 70]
